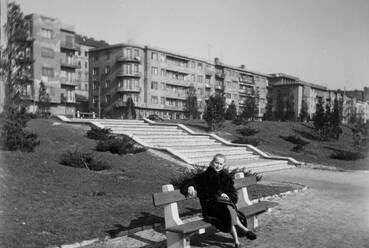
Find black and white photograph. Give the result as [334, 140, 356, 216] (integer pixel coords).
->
[0, 0, 368, 247]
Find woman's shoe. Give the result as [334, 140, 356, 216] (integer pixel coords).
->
[245, 231, 257, 240]
[234, 243, 241, 248]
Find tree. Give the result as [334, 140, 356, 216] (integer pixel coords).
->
[1, 2, 39, 151]
[203, 94, 226, 131]
[225, 100, 237, 120]
[184, 85, 199, 119]
[299, 98, 309, 122]
[329, 96, 343, 139]
[37, 81, 50, 118]
[263, 86, 274, 120]
[312, 97, 325, 138]
[124, 97, 136, 119]
[241, 96, 257, 121]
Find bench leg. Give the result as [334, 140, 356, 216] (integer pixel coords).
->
[247, 216, 259, 231]
[166, 232, 190, 248]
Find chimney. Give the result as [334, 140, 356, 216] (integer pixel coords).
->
[240, 65, 245, 69]
[214, 57, 220, 65]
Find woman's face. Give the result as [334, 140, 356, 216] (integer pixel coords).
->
[211, 156, 225, 172]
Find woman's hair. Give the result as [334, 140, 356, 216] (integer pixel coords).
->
[211, 153, 226, 164]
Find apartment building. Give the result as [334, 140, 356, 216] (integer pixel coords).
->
[268, 73, 343, 120]
[89, 43, 268, 119]
[75, 34, 108, 111]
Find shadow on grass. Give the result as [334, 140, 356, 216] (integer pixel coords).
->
[106, 208, 202, 238]
[325, 147, 366, 161]
[293, 129, 320, 141]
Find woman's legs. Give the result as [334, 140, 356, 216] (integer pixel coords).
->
[230, 226, 240, 246]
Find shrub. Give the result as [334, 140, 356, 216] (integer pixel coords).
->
[237, 127, 259, 136]
[280, 135, 309, 146]
[60, 149, 111, 171]
[86, 126, 112, 140]
[170, 165, 262, 189]
[232, 137, 259, 146]
[232, 116, 245, 126]
[96, 136, 146, 155]
[330, 150, 365, 161]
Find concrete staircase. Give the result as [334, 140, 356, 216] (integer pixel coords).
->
[88, 119, 297, 173]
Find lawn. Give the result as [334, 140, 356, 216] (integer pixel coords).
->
[0, 118, 295, 248]
[165, 119, 369, 171]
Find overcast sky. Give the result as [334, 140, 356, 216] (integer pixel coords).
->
[15, 0, 369, 91]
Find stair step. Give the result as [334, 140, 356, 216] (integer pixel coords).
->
[138, 136, 211, 141]
[182, 150, 254, 158]
[178, 146, 248, 153]
[103, 125, 179, 129]
[193, 154, 260, 164]
[113, 131, 187, 135]
[153, 141, 220, 147]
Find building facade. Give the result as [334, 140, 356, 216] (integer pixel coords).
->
[88, 43, 268, 119]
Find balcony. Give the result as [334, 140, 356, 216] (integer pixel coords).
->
[116, 56, 141, 63]
[165, 62, 191, 74]
[60, 55, 79, 69]
[116, 70, 142, 78]
[60, 77, 78, 86]
[164, 104, 183, 111]
[60, 41, 80, 51]
[166, 79, 191, 87]
[116, 85, 141, 93]
[165, 91, 187, 100]
[215, 72, 225, 78]
[205, 68, 214, 75]
[239, 89, 254, 96]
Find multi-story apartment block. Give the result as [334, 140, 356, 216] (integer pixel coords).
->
[268, 73, 343, 120]
[74, 34, 108, 111]
[89, 43, 269, 119]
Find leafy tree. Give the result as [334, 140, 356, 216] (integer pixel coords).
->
[1, 3, 39, 151]
[275, 91, 284, 121]
[124, 97, 136, 119]
[263, 86, 274, 120]
[225, 100, 237, 120]
[299, 98, 309, 122]
[37, 81, 50, 118]
[203, 94, 226, 131]
[241, 96, 257, 121]
[312, 98, 325, 138]
[329, 96, 343, 139]
[184, 85, 199, 119]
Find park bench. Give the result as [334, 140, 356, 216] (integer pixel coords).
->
[152, 172, 278, 248]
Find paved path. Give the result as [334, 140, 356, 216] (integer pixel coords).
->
[84, 167, 369, 248]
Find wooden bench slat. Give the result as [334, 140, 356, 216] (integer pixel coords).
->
[234, 176, 257, 189]
[152, 190, 197, 207]
[166, 219, 212, 234]
[153, 176, 258, 206]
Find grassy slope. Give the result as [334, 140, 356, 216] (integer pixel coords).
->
[0, 119, 294, 248]
[166, 119, 369, 170]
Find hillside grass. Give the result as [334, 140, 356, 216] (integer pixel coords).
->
[165, 119, 369, 171]
[0, 118, 294, 248]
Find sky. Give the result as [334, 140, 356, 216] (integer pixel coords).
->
[14, 0, 369, 91]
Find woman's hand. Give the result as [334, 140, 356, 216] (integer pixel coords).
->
[187, 186, 197, 197]
[220, 193, 229, 199]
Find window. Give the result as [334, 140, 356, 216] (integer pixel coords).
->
[133, 64, 139, 73]
[197, 75, 203, 83]
[93, 53, 99, 61]
[197, 62, 203, 70]
[92, 67, 99, 76]
[92, 81, 98, 90]
[161, 69, 166, 76]
[161, 97, 165, 104]
[105, 95, 110, 104]
[124, 48, 132, 59]
[40, 28, 53, 38]
[151, 81, 158, 90]
[93, 96, 98, 107]
[124, 64, 132, 74]
[151, 96, 158, 104]
[41, 47, 54, 58]
[160, 82, 166, 90]
[190, 61, 196, 68]
[85, 62, 88, 68]
[133, 95, 139, 103]
[105, 51, 110, 60]
[151, 52, 158, 60]
[105, 80, 110, 88]
[104, 66, 110, 74]
[134, 49, 139, 58]
[84, 51, 88, 57]
[151, 67, 158, 75]
[41, 67, 54, 77]
[78, 61, 81, 67]
[191, 74, 195, 82]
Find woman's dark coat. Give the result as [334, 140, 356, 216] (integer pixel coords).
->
[180, 166, 247, 232]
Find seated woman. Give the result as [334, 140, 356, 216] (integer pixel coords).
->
[180, 153, 256, 248]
